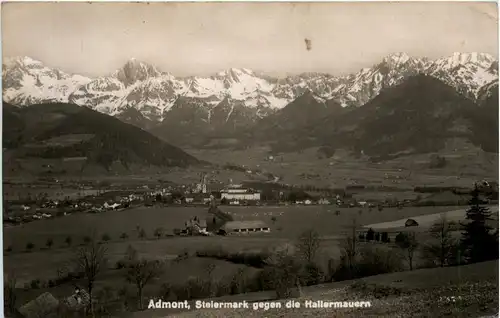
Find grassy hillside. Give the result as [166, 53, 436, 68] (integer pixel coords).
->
[2, 102, 200, 171]
[249, 75, 498, 158]
[131, 260, 498, 318]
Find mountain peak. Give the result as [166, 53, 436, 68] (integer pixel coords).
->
[382, 52, 411, 65]
[114, 59, 161, 86]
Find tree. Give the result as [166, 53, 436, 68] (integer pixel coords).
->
[424, 214, 457, 267]
[271, 216, 277, 225]
[126, 258, 163, 310]
[154, 227, 164, 239]
[46, 238, 54, 249]
[342, 218, 359, 276]
[265, 246, 303, 299]
[138, 228, 146, 239]
[396, 232, 418, 270]
[374, 232, 380, 242]
[4, 272, 17, 316]
[26, 242, 35, 251]
[461, 185, 498, 263]
[381, 232, 389, 243]
[296, 229, 320, 263]
[366, 228, 375, 241]
[73, 237, 108, 315]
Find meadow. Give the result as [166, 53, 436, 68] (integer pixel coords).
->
[4, 204, 473, 285]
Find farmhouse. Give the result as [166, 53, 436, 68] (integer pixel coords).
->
[220, 220, 271, 235]
[221, 184, 261, 201]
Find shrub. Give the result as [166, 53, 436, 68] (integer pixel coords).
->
[46, 238, 54, 249]
[30, 279, 41, 289]
[302, 262, 325, 286]
[26, 242, 35, 251]
[395, 232, 406, 244]
[120, 232, 128, 240]
[65, 236, 72, 246]
[83, 236, 91, 244]
[332, 245, 404, 281]
[358, 233, 365, 242]
[154, 227, 164, 239]
[5, 245, 12, 253]
[101, 233, 111, 242]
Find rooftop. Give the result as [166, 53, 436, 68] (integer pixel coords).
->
[221, 220, 269, 231]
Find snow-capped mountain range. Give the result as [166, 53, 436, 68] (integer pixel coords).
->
[3, 52, 498, 123]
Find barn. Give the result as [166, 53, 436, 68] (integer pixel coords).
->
[219, 220, 270, 235]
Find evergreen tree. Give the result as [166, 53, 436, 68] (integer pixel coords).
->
[461, 185, 498, 263]
[366, 228, 375, 241]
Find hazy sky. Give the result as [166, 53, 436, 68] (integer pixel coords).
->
[2, 2, 498, 77]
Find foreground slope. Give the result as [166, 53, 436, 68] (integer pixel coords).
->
[2, 102, 199, 170]
[129, 260, 498, 318]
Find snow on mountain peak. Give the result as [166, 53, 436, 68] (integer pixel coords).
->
[383, 52, 411, 65]
[2, 51, 498, 123]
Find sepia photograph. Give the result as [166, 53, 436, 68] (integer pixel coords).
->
[1, 1, 499, 317]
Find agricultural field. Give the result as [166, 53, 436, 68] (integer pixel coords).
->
[187, 146, 498, 189]
[3, 204, 479, 285]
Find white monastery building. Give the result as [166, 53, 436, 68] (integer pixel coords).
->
[220, 184, 261, 201]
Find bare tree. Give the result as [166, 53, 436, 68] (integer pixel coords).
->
[73, 237, 108, 316]
[396, 232, 418, 270]
[341, 217, 359, 275]
[126, 258, 163, 310]
[4, 272, 17, 316]
[425, 214, 457, 267]
[296, 229, 321, 263]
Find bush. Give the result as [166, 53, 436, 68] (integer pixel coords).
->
[46, 238, 54, 249]
[195, 248, 269, 268]
[30, 279, 41, 289]
[101, 233, 111, 242]
[332, 245, 403, 282]
[115, 260, 127, 269]
[358, 233, 365, 242]
[83, 236, 91, 244]
[120, 232, 128, 240]
[26, 242, 35, 251]
[302, 262, 325, 286]
[154, 227, 164, 239]
[65, 236, 72, 246]
[5, 246, 12, 253]
[395, 232, 407, 245]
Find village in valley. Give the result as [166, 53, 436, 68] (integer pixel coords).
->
[2, 2, 499, 318]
